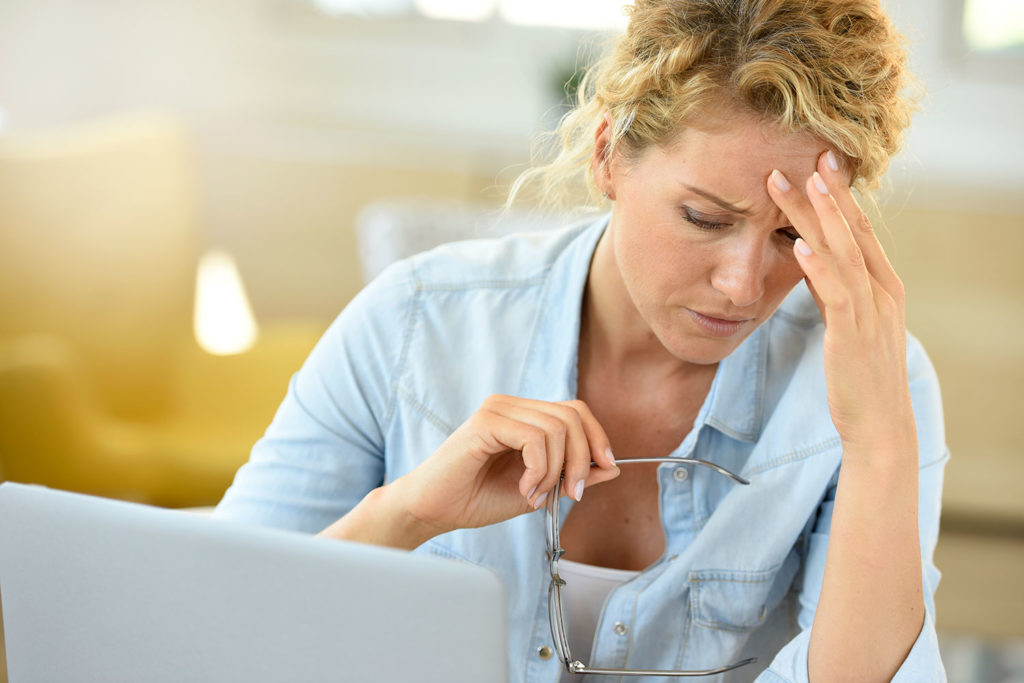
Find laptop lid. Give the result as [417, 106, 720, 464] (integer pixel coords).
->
[0, 482, 508, 682]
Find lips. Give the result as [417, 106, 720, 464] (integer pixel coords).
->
[694, 311, 752, 323]
[685, 308, 754, 338]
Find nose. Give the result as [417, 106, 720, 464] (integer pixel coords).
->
[709, 236, 767, 308]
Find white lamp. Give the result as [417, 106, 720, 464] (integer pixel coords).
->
[193, 249, 259, 356]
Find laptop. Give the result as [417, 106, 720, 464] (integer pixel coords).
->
[0, 482, 508, 682]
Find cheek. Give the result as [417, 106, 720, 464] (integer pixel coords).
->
[766, 256, 805, 300]
[619, 222, 707, 293]
[614, 210, 676, 266]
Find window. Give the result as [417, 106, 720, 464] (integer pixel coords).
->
[312, 0, 631, 31]
[962, 0, 1024, 52]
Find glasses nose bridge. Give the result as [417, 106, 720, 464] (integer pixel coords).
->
[548, 547, 566, 585]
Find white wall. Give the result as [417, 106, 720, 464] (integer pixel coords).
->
[1, 0, 1021, 322]
[1, 0, 1021, 202]
[0, 0, 584, 171]
[883, 0, 1024, 214]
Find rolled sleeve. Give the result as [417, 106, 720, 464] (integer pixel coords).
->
[759, 608, 945, 682]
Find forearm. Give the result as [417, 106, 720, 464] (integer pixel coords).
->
[807, 437, 924, 682]
[317, 479, 441, 550]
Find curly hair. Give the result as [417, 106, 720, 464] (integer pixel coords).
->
[509, 0, 917, 209]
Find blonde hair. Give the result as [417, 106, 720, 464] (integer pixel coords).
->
[510, 0, 916, 210]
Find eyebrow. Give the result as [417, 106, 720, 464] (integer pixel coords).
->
[680, 183, 752, 216]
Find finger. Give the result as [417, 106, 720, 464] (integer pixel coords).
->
[534, 414, 567, 507]
[768, 169, 829, 254]
[533, 401, 590, 501]
[485, 396, 573, 505]
[817, 151, 904, 299]
[792, 237, 858, 329]
[472, 409, 550, 501]
[804, 172, 875, 316]
[768, 169, 850, 318]
[558, 399, 619, 497]
[496, 397, 595, 502]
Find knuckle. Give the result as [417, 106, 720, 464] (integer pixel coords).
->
[466, 410, 491, 432]
[523, 424, 546, 445]
[563, 398, 590, 416]
[482, 394, 505, 409]
[855, 211, 874, 234]
[552, 403, 578, 423]
[892, 275, 906, 299]
[538, 467, 561, 486]
[539, 414, 566, 437]
[846, 246, 865, 268]
[831, 294, 853, 314]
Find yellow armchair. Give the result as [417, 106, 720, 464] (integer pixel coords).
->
[0, 115, 323, 507]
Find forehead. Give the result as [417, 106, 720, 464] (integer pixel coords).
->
[624, 110, 828, 203]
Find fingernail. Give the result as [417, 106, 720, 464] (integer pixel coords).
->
[826, 150, 839, 172]
[771, 169, 790, 192]
[795, 238, 812, 256]
[812, 172, 829, 195]
[605, 447, 616, 465]
[573, 480, 585, 502]
[527, 485, 537, 499]
[533, 492, 548, 510]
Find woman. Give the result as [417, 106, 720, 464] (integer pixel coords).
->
[214, 1, 947, 680]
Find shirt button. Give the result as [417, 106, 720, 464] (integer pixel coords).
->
[613, 621, 628, 636]
[673, 467, 689, 482]
[537, 646, 553, 660]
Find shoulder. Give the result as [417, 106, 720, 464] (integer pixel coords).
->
[404, 219, 595, 290]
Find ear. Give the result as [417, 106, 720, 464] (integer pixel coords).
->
[591, 112, 616, 201]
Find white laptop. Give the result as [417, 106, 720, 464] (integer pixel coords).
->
[0, 482, 508, 682]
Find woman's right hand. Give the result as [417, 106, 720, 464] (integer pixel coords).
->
[389, 394, 619, 540]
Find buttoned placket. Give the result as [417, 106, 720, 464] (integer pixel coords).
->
[582, 426, 704, 672]
[515, 216, 764, 680]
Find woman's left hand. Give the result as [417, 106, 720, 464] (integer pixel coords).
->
[766, 150, 917, 453]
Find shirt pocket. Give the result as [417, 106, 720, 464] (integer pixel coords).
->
[689, 556, 799, 633]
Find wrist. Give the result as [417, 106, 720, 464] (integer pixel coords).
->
[839, 404, 918, 463]
[318, 480, 444, 550]
[378, 476, 450, 547]
[840, 427, 918, 465]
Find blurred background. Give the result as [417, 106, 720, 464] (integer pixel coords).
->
[0, 0, 1021, 680]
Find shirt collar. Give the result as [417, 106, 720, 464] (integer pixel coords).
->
[700, 322, 767, 443]
[517, 216, 607, 402]
[518, 214, 769, 444]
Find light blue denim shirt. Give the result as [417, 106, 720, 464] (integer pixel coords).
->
[214, 217, 948, 682]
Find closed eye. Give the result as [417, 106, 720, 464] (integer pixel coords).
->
[777, 227, 801, 242]
[684, 205, 801, 244]
[682, 206, 730, 231]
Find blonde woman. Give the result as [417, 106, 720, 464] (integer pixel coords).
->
[215, 1, 946, 680]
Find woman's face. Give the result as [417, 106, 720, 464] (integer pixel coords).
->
[596, 112, 830, 367]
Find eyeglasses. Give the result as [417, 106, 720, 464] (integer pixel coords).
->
[544, 457, 757, 677]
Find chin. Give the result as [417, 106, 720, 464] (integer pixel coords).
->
[656, 320, 758, 366]
[665, 337, 741, 366]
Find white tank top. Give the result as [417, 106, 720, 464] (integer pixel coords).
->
[556, 558, 640, 682]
